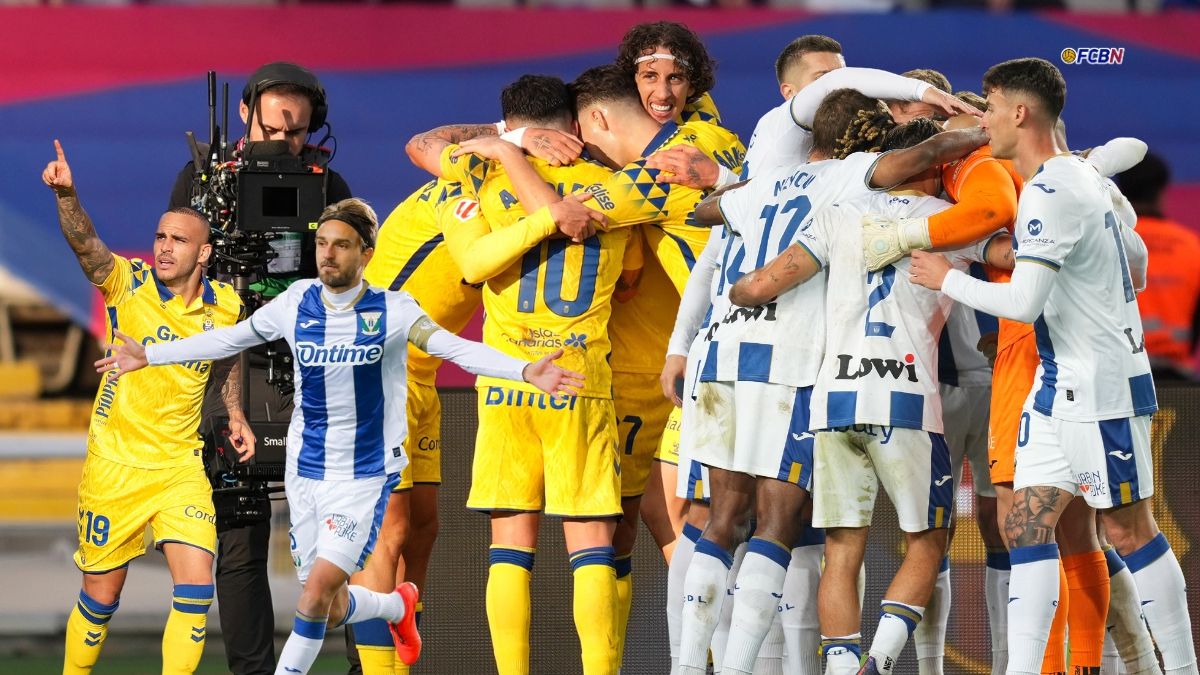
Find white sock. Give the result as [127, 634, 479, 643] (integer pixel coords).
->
[344, 585, 405, 624]
[1104, 548, 1160, 675]
[1123, 533, 1198, 674]
[984, 552, 1011, 675]
[1102, 630, 1134, 675]
[1007, 543, 1061, 675]
[821, 634, 862, 675]
[679, 537, 734, 671]
[754, 615, 784, 675]
[870, 600, 924, 674]
[712, 541, 748, 673]
[782, 544, 823, 675]
[275, 613, 327, 675]
[722, 538, 790, 674]
[914, 557, 950, 675]
[670, 522, 702, 671]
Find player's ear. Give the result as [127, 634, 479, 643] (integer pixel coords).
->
[361, 246, 375, 266]
[572, 119, 581, 138]
[1012, 102, 1028, 127]
[198, 242, 212, 266]
[780, 82, 795, 100]
[592, 108, 610, 133]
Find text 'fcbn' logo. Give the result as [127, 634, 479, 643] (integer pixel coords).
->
[1061, 47, 1124, 65]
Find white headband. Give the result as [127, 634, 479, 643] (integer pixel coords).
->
[635, 53, 690, 68]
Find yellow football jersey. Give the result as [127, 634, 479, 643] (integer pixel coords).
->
[588, 119, 745, 295]
[88, 254, 243, 469]
[609, 233, 676, 374]
[439, 147, 627, 399]
[680, 92, 721, 125]
[364, 178, 482, 386]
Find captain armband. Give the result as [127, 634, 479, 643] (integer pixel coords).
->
[408, 316, 440, 351]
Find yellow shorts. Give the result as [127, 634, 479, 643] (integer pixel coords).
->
[396, 381, 442, 491]
[614, 371, 673, 498]
[467, 386, 621, 518]
[74, 452, 216, 573]
[655, 404, 683, 465]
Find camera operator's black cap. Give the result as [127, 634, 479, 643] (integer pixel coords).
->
[242, 62, 328, 131]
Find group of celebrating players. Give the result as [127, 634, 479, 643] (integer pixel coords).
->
[52, 17, 1197, 675]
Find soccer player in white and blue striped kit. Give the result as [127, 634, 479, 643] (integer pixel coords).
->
[910, 58, 1197, 675]
[98, 198, 583, 675]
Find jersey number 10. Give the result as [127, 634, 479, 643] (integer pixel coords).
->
[517, 238, 602, 318]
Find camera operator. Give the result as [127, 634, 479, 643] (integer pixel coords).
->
[168, 61, 352, 675]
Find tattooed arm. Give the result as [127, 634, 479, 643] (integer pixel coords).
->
[405, 123, 500, 176]
[42, 140, 114, 285]
[212, 357, 256, 462]
[729, 242, 821, 307]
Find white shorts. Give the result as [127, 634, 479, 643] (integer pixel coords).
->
[689, 381, 815, 489]
[812, 425, 954, 533]
[286, 472, 399, 581]
[674, 351, 711, 503]
[1013, 410, 1154, 509]
[940, 383, 996, 499]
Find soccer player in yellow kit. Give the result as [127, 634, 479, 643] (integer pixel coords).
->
[451, 63, 744, 669]
[349, 177, 481, 673]
[408, 74, 628, 675]
[44, 141, 249, 675]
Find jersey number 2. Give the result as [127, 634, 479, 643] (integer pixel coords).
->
[518, 238, 601, 318]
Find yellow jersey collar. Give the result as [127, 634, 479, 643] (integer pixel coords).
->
[152, 269, 219, 307]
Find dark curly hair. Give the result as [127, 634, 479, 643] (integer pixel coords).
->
[615, 21, 716, 102]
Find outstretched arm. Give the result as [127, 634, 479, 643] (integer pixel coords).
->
[406, 123, 500, 176]
[910, 253, 1057, 324]
[43, 140, 114, 285]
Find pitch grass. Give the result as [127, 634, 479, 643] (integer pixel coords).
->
[0, 653, 351, 674]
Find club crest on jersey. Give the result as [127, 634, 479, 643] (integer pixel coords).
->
[202, 315, 215, 332]
[358, 312, 383, 336]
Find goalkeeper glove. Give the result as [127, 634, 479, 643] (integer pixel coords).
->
[862, 214, 932, 271]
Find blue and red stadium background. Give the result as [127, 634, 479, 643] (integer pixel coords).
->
[1, 7, 1197, 386]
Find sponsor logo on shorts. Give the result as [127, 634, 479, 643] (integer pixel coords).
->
[1108, 450, 1133, 462]
[934, 475, 952, 487]
[791, 432, 815, 443]
[184, 505, 216, 524]
[325, 513, 359, 542]
[1077, 470, 1107, 496]
[835, 354, 918, 382]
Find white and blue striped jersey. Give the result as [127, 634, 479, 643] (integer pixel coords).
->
[146, 279, 528, 481]
[798, 191, 995, 433]
[937, 267, 997, 388]
[247, 280, 424, 480]
[699, 152, 880, 387]
[1011, 155, 1156, 421]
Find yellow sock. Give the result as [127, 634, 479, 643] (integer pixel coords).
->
[393, 602, 423, 674]
[614, 554, 633, 668]
[570, 546, 618, 675]
[487, 546, 534, 675]
[64, 590, 118, 674]
[353, 619, 396, 674]
[161, 584, 213, 675]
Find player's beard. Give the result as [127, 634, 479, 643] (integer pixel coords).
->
[318, 263, 356, 290]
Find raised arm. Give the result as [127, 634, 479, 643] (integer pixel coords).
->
[406, 123, 500, 177]
[43, 140, 115, 285]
